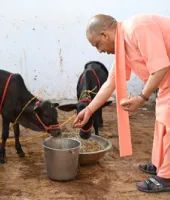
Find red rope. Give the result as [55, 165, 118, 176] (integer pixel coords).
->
[80, 74, 85, 84]
[79, 68, 101, 89]
[90, 68, 101, 89]
[0, 73, 13, 110]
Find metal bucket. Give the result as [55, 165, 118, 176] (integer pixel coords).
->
[43, 137, 80, 181]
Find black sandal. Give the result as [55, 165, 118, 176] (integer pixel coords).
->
[138, 163, 157, 175]
[136, 176, 170, 193]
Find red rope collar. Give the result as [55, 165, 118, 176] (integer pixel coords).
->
[80, 122, 94, 133]
[35, 113, 60, 132]
[79, 97, 91, 103]
[35, 101, 60, 132]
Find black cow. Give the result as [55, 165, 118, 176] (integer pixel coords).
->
[58, 61, 112, 139]
[0, 70, 61, 164]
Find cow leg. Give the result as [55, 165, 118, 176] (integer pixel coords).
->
[94, 123, 99, 136]
[98, 108, 103, 128]
[0, 117, 10, 163]
[93, 112, 99, 136]
[14, 123, 25, 157]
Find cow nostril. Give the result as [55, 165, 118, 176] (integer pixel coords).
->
[49, 128, 62, 137]
[79, 131, 91, 139]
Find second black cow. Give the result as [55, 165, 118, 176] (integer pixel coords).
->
[58, 61, 112, 139]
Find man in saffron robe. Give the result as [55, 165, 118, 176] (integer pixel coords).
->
[73, 13, 170, 193]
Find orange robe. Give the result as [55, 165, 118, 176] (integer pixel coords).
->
[100, 14, 170, 178]
[122, 14, 170, 178]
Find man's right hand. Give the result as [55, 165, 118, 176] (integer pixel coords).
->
[73, 107, 92, 128]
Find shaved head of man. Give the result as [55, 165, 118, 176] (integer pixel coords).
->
[86, 14, 117, 54]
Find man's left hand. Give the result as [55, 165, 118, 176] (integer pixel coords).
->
[120, 96, 145, 112]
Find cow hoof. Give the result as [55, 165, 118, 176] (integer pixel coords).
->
[98, 124, 103, 128]
[0, 149, 6, 164]
[17, 151, 25, 157]
[0, 156, 6, 164]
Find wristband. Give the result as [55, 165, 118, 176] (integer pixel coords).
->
[139, 92, 149, 101]
[86, 106, 93, 116]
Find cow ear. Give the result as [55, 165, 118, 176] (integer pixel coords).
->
[52, 103, 59, 107]
[58, 104, 77, 112]
[34, 105, 40, 113]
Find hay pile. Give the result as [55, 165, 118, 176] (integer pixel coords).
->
[61, 132, 104, 153]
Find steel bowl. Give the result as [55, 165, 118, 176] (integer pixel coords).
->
[79, 134, 112, 165]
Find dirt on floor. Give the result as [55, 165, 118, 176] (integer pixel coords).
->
[0, 103, 170, 200]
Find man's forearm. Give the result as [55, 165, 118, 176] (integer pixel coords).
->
[88, 80, 115, 113]
[142, 66, 169, 99]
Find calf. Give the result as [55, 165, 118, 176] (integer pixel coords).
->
[58, 61, 112, 139]
[0, 70, 61, 164]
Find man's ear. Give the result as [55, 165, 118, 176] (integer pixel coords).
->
[101, 31, 108, 40]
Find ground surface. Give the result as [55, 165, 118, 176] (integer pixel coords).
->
[0, 103, 170, 200]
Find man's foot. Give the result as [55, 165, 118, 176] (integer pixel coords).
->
[136, 176, 170, 193]
[138, 163, 157, 175]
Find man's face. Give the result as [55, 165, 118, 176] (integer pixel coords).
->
[87, 31, 115, 54]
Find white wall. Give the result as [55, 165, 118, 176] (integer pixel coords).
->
[0, 0, 169, 101]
